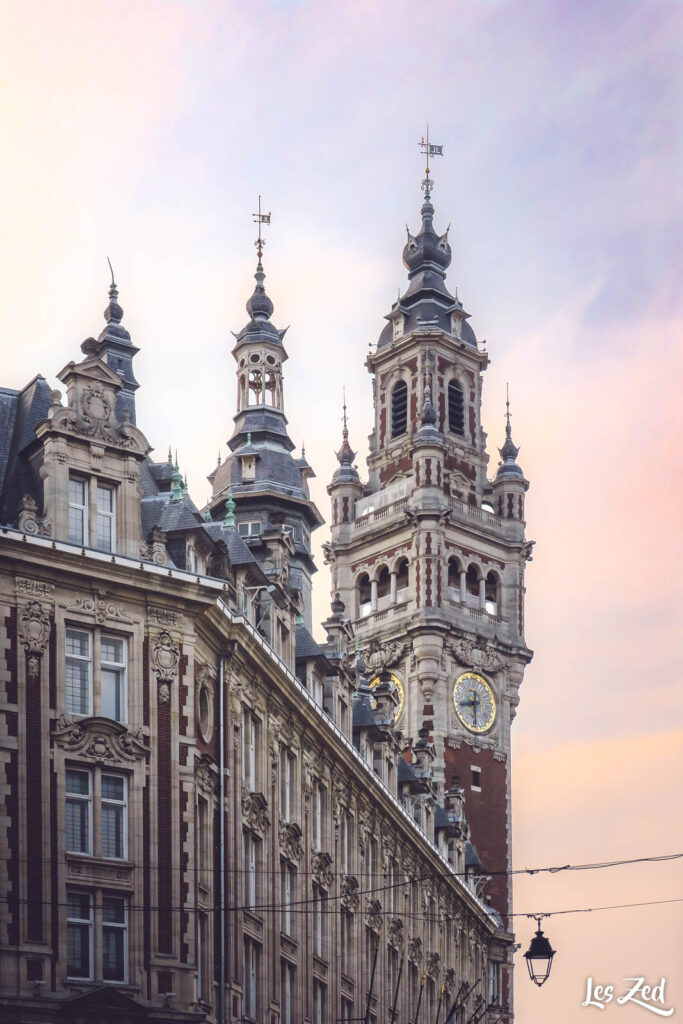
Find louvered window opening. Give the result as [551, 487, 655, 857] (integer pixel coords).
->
[391, 381, 408, 437]
[448, 380, 465, 435]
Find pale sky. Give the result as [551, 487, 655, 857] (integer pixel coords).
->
[1, 1, 681, 1019]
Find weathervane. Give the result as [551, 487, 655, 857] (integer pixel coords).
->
[419, 125, 444, 202]
[252, 195, 271, 267]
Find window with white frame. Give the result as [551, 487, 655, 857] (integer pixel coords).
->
[312, 884, 324, 957]
[66, 767, 127, 860]
[96, 484, 115, 552]
[102, 895, 127, 982]
[67, 891, 93, 979]
[243, 830, 259, 910]
[279, 747, 295, 822]
[312, 978, 327, 1024]
[238, 520, 261, 538]
[280, 859, 295, 935]
[66, 891, 128, 983]
[68, 477, 88, 545]
[281, 959, 295, 1024]
[242, 709, 259, 791]
[243, 936, 260, 1021]
[313, 783, 325, 852]
[65, 628, 127, 723]
[67, 476, 117, 552]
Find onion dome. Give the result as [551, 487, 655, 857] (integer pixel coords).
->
[496, 394, 524, 480]
[403, 197, 452, 278]
[331, 397, 361, 485]
[232, 263, 287, 349]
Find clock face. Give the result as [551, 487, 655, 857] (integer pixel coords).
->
[370, 673, 405, 724]
[453, 672, 496, 733]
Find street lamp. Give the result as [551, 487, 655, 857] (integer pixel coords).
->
[523, 918, 556, 987]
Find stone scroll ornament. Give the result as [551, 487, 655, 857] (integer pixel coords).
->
[18, 601, 51, 679]
[151, 631, 179, 703]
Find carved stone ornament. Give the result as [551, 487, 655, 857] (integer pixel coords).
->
[195, 761, 219, 797]
[241, 788, 270, 834]
[18, 601, 51, 674]
[302, 749, 316, 800]
[66, 592, 131, 626]
[148, 605, 182, 628]
[141, 527, 169, 566]
[53, 715, 147, 763]
[196, 664, 215, 744]
[340, 873, 360, 912]
[408, 936, 423, 965]
[81, 382, 113, 437]
[426, 951, 441, 981]
[388, 915, 404, 950]
[158, 683, 170, 704]
[16, 494, 52, 537]
[381, 832, 396, 871]
[279, 820, 304, 863]
[357, 805, 373, 855]
[151, 631, 179, 682]
[361, 638, 408, 674]
[15, 577, 55, 599]
[365, 898, 382, 933]
[311, 850, 334, 890]
[447, 637, 505, 674]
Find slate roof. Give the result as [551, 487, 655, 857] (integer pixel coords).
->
[0, 375, 52, 522]
[295, 624, 325, 661]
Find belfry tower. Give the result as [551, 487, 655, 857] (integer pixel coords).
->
[327, 155, 533, 923]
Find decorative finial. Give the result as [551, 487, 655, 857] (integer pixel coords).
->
[496, 383, 522, 477]
[182, 473, 188, 497]
[204, 499, 212, 522]
[301, 441, 306, 460]
[223, 488, 236, 528]
[252, 195, 271, 270]
[170, 457, 183, 502]
[505, 382, 512, 437]
[167, 446, 173, 465]
[217, 450, 222, 467]
[247, 431, 252, 446]
[418, 124, 443, 204]
[103, 257, 123, 324]
[336, 387, 356, 466]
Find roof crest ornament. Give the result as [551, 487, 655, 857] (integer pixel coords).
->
[418, 124, 443, 205]
[336, 386, 357, 467]
[252, 195, 271, 272]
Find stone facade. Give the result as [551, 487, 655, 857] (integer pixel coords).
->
[0, 189, 520, 1023]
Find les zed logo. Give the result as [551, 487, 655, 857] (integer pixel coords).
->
[583, 977, 673, 1016]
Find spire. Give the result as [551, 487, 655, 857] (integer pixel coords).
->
[170, 453, 183, 502]
[336, 388, 356, 466]
[94, 259, 140, 424]
[223, 488, 236, 528]
[496, 385, 524, 479]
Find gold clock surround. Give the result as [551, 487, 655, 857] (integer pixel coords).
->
[369, 672, 405, 724]
[453, 671, 496, 734]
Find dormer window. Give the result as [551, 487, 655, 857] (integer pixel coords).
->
[392, 315, 404, 341]
[68, 475, 116, 552]
[241, 456, 256, 482]
[451, 313, 463, 339]
[238, 521, 261, 538]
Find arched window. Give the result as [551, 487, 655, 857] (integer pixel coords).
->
[395, 558, 409, 598]
[485, 572, 500, 616]
[466, 564, 480, 598]
[391, 380, 408, 438]
[376, 565, 391, 599]
[357, 573, 371, 617]
[448, 556, 461, 592]
[247, 369, 262, 405]
[448, 380, 464, 436]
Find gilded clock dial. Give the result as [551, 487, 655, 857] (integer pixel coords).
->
[453, 672, 496, 733]
[369, 672, 405, 724]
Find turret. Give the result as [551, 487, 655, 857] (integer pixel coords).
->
[491, 390, 528, 524]
[92, 263, 140, 425]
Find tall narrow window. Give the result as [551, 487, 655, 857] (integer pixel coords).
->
[391, 380, 408, 437]
[280, 748, 294, 821]
[242, 710, 258, 790]
[281, 959, 295, 1024]
[197, 913, 207, 1001]
[314, 784, 325, 851]
[101, 774, 126, 859]
[66, 769, 92, 854]
[448, 379, 465, 435]
[102, 896, 127, 982]
[66, 891, 93, 979]
[280, 860, 295, 935]
[313, 979, 327, 1024]
[101, 635, 126, 723]
[243, 937, 260, 1020]
[312, 884, 324, 957]
[68, 477, 88, 545]
[65, 629, 92, 717]
[197, 796, 208, 882]
[96, 484, 115, 552]
[243, 830, 258, 909]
